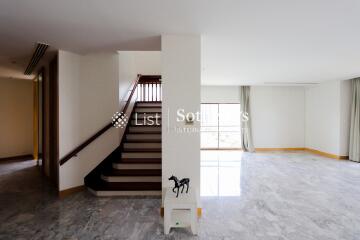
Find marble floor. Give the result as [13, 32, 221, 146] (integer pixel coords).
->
[1, 151, 360, 239]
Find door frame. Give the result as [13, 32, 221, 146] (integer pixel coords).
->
[48, 55, 59, 188]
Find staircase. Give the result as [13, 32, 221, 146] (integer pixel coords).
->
[85, 101, 162, 196]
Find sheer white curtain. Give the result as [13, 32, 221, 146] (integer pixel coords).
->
[240, 86, 254, 152]
[349, 78, 360, 162]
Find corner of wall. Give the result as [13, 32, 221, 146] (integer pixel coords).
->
[58, 51, 122, 191]
[339, 80, 352, 156]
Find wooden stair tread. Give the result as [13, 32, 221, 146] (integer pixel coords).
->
[117, 158, 162, 163]
[129, 125, 161, 127]
[135, 106, 162, 108]
[87, 180, 161, 191]
[114, 158, 161, 163]
[132, 115, 162, 117]
[125, 139, 161, 143]
[85, 99, 163, 196]
[129, 125, 161, 128]
[123, 149, 161, 152]
[103, 169, 161, 176]
[131, 111, 162, 113]
[126, 132, 161, 135]
[136, 101, 162, 103]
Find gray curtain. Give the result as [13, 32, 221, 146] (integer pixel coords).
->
[240, 86, 254, 152]
[350, 78, 360, 162]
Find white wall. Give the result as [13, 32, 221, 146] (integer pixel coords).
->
[339, 80, 352, 156]
[132, 51, 161, 75]
[201, 86, 240, 103]
[118, 52, 137, 107]
[118, 51, 160, 76]
[305, 81, 341, 155]
[58, 51, 122, 191]
[0, 78, 33, 158]
[162, 35, 201, 206]
[201, 85, 306, 148]
[305, 80, 352, 156]
[118, 51, 161, 107]
[202, 81, 352, 154]
[59, 50, 159, 190]
[58, 51, 81, 163]
[250, 86, 305, 148]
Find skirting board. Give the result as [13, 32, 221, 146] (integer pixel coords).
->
[255, 148, 305, 151]
[0, 154, 34, 161]
[202, 148, 304, 151]
[304, 148, 348, 160]
[160, 207, 202, 217]
[201, 148, 242, 150]
[255, 147, 348, 160]
[59, 185, 85, 199]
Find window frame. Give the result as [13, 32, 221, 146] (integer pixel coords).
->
[200, 103, 242, 150]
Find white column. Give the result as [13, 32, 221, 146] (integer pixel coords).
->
[161, 35, 201, 207]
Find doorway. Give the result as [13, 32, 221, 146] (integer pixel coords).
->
[32, 56, 59, 187]
[33, 69, 45, 169]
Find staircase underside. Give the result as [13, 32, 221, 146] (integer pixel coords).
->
[85, 101, 162, 196]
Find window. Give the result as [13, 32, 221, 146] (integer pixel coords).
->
[201, 103, 241, 149]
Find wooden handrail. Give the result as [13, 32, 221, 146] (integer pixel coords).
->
[59, 74, 147, 166]
[138, 75, 161, 83]
[137, 75, 162, 102]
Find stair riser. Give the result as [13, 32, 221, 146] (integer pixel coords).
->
[121, 159, 161, 164]
[124, 143, 161, 148]
[136, 102, 161, 106]
[112, 163, 161, 170]
[136, 104, 162, 108]
[135, 104, 161, 109]
[86, 100, 163, 197]
[124, 149, 161, 153]
[126, 139, 161, 143]
[122, 152, 161, 158]
[132, 113, 161, 119]
[126, 134, 161, 141]
[88, 188, 162, 197]
[128, 131, 161, 134]
[129, 127, 161, 133]
[102, 175, 161, 182]
[134, 108, 162, 113]
[131, 120, 161, 126]
[131, 113, 162, 123]
[123, 143, 161, 152]
[131, 117, 162, 121]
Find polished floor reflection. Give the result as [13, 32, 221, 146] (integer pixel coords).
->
[1, 151, 360, 239]
[201, 150, 242, 196]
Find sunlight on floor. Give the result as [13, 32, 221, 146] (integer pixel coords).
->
[201, 150, 243, 197]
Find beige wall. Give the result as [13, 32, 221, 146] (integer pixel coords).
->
[0, 78, 33, 158]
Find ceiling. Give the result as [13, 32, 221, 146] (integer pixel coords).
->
[1, 0, 360, 84]
[0, 55, 33, 80]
